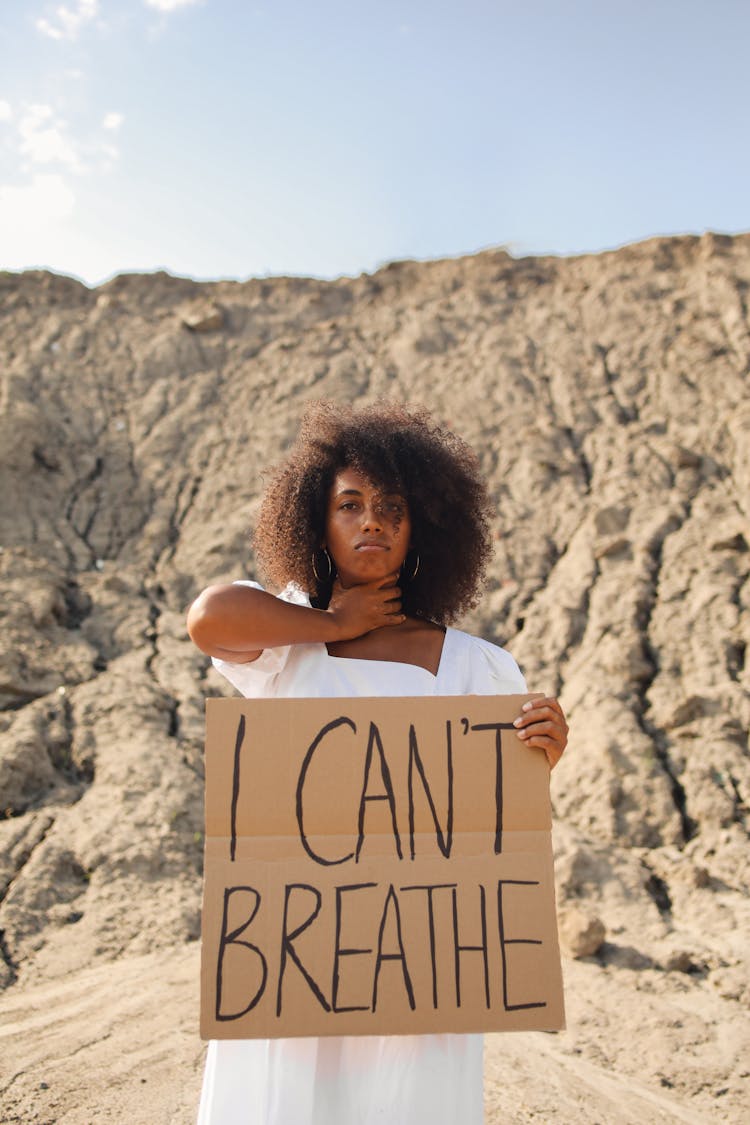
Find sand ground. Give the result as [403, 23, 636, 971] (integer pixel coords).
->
[1, 942, 746, 1123]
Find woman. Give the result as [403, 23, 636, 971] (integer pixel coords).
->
[188, 401, 568, 1125]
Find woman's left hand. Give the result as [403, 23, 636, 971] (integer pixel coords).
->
[513, 696, 568, 768]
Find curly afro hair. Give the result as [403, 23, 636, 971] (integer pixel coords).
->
[253, 400, 494, 625]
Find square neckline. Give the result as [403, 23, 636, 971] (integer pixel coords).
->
[324, 626, 452, 681]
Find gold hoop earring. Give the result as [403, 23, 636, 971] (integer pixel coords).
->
[312, 547, 333, 584]
[402, 550, 420, 582]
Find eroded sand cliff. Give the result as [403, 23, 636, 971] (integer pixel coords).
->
[1, 233, 748, 1122]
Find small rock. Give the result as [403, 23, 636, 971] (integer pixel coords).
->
[559, 908, 606, 958]
[692, 865, 710, 888]
[664, 950, 697, 973]
[672, 444, 702, 468]
[182, 304, 224, 332]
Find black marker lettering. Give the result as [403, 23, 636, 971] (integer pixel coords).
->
[332, 882, 377, 1013]
[471, 721, 515, 854]
[401, 882, 456, 1009]
[497, 879, 546, 1011]
[277, 883, 331, 1015]
[356, 722, 403, 862]
[408, 721, 453, 859]
[215, 885, 267, 1020]
[372, 884, 415, 1012]
[451, 884, 490, 1009]
[229, 714, 245, 862]
[296, 717, 356, 866]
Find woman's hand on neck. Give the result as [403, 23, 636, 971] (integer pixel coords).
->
[325, 574, 405, 641]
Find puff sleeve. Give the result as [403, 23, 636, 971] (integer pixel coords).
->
[211, 581, 310, 698]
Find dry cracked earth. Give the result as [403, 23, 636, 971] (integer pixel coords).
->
[0, 232, 749, 1123]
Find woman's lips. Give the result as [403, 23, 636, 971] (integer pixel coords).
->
[355, 542, 389, 551]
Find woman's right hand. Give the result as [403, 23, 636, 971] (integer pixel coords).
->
[326, 574, 406, 640]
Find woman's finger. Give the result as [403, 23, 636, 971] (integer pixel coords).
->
[516, 719, 559, 738]
[514, 697, 563, 719]
[518, 733, 565, 769]
[513, 696, 568, 768]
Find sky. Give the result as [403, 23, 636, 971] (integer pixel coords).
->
[1, 0, 748, 287]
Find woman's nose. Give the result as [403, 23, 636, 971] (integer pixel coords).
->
[361, 504, 382, 530]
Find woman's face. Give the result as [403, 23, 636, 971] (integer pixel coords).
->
[324, 467, 412, 587]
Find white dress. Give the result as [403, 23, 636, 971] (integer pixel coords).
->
[198, 584, 527, 1125]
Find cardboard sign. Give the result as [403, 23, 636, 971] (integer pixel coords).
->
[200, 695, 564, 1039]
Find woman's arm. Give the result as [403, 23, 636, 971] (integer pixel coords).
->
[187, 577, 404, 662]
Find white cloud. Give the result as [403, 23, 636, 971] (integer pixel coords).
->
[98, 141, 120, 171]
[12, 103, 121, 176]
[144, 0, 201, 12]
[36, 0, 99, 41]
[23, 104, 54, 126]
[0, 100, 12, 123]
[0, 173, 76, 230]
[0, 173, 88, 277]
[18, 104, 83, 172]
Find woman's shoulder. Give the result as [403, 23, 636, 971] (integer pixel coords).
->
[210, 580, 314, 696]
[232, 579, 310, 606]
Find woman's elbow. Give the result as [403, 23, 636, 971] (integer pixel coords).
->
[186, 585, 227, 653]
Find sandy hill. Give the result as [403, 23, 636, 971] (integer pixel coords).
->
[0, 233, 748, 1123]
